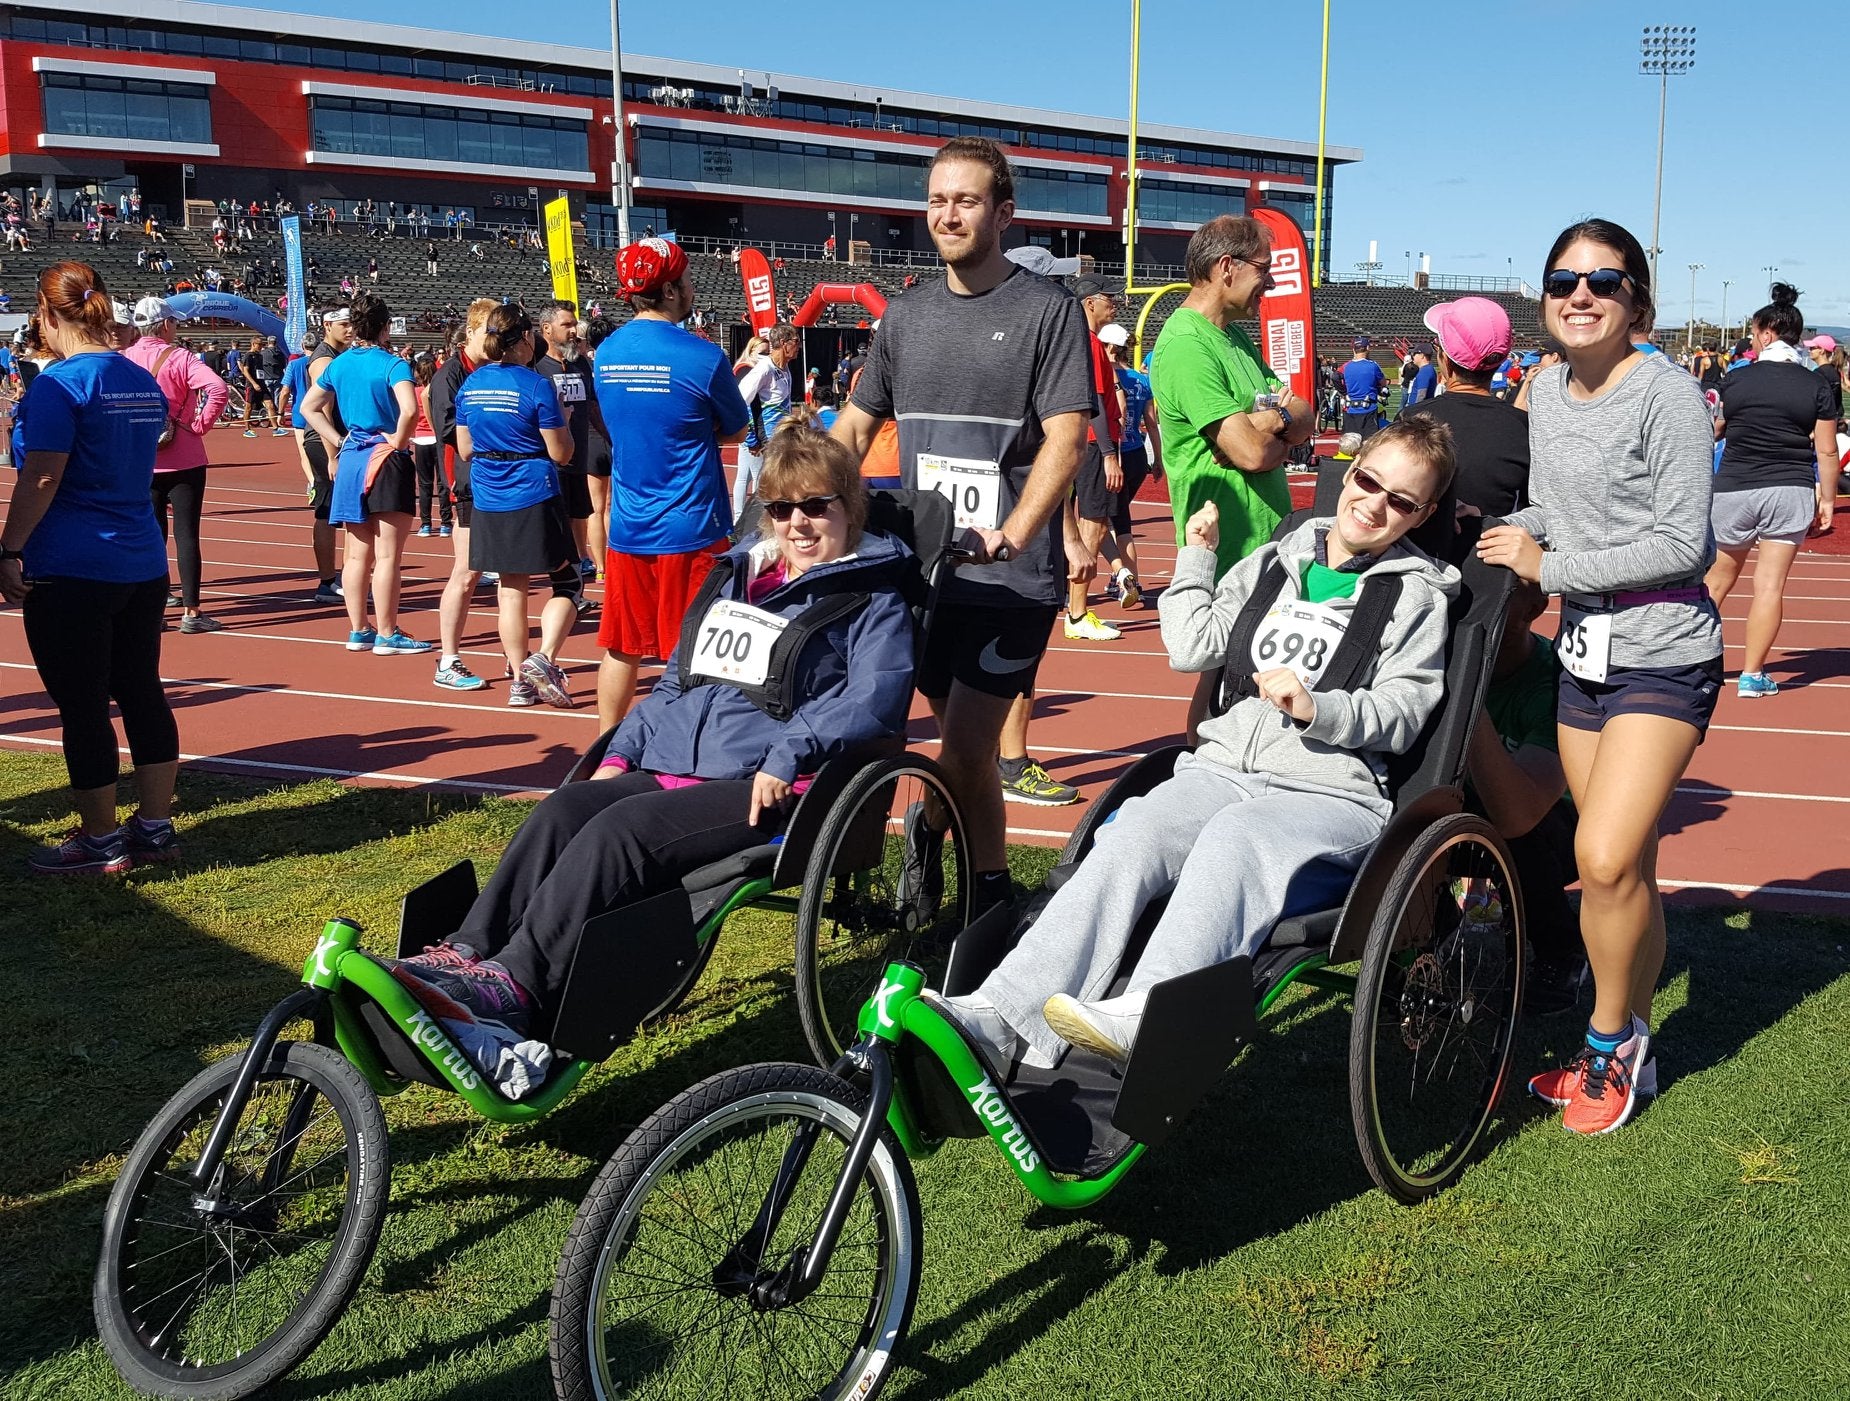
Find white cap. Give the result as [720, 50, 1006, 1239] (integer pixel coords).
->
[1097, 322, 1129, 347]
[131, 295, 174, 328]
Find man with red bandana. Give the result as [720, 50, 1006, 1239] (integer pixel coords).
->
[590, 238, 751, 730]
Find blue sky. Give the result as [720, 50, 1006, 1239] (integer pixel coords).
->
[284, 0, 1848, 329]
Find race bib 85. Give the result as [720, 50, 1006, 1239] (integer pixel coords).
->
[1252, 600, 1348, 686]
[917, 453, 1002, 530]
[690, 600, 789, 688]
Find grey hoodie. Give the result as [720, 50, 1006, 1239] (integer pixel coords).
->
[1158, 519, 1461, 802]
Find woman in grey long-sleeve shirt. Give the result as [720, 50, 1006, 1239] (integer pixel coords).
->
[1479, 218, 1722, 1139]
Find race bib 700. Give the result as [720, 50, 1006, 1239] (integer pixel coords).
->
[689, 600, 789, 688]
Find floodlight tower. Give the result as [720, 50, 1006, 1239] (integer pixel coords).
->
[1686, 262, 1703, 348]
[1639, 25, 1695, 297]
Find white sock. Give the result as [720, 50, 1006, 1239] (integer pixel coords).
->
[440, 653, 461, 669]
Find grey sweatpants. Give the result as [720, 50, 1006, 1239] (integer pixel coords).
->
[981, 751, 1391, 1062]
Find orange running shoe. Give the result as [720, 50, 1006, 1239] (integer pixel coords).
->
[1530, 1054, 1656, 1107]
[1561, 1031, 1653, 1135]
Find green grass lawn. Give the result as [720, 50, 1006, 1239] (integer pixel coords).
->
[3, 749, 1848, 1400]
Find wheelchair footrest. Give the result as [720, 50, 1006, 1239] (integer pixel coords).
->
[1109, 955, 1258, 1150]
[547, 888, 700, 1060]
[941, 897, 1020, 999]
[396, 860, 479, 959]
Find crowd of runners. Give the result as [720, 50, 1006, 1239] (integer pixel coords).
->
[2, 131, 1844, 1136]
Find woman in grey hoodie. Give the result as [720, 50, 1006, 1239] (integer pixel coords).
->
[931, 418, 1460, 1069]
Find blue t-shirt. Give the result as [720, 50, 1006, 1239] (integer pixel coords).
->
[282, 354, 312, 429]
[1341, 358, 1387, 408]
[593, 319, 749, 555]
[12, 352, 168, 582]
[317, 344, 411, 437]
[1405, 363, 1438, 407]
[455, 362, 565, 511]
[1116, 367, 1153, 452]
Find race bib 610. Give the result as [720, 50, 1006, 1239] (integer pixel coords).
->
[690, 600, 789, 688]
[917, 454, 1002, 530]
[1252, 600, 1348, 686]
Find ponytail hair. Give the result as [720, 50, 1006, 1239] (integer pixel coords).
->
[38, 261, 115, 344]
[1751, 282, 1804, 346]
[479, 304, 533, 362]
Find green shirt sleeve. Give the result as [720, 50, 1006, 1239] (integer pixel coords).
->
[1160, 317, 1249, 431]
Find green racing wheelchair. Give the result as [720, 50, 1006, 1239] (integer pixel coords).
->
[544, 514, 1526, 1401]
[90, 492, 976, 1400]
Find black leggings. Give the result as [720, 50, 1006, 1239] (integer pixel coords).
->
[22, 576, 179, 791]
[413, 442, 451, 527]
[151, 467, 206, 608]
[454, 772, 780, 1007]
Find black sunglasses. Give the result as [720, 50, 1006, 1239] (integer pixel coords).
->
[1347, 465, 1428, 516]
[1542, 267, 1630, 300]
[762, 493, 841, 522]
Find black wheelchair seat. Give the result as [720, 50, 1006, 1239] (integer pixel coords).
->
[680, 842, 782, 926]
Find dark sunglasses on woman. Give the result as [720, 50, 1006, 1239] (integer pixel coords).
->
[761, 494, 841, 522]
[1346, 465, 1428, 517]
[1541, 268, 1630, 300]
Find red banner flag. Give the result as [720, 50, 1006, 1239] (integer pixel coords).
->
[738, 248, 778, 337]
[1249, 206, 1317, 409]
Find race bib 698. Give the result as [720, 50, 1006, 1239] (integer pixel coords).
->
[1252, 600, 1348, 686]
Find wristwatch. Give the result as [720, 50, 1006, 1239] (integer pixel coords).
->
[0, 547, 23, 563]
[1274, 402, 1294, 434]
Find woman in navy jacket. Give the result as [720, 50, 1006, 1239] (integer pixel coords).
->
[390, 415, 916, 1033]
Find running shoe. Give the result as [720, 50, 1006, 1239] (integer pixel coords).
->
[439, 524, 453, 537]
[1063, 609, 1122, 642]
[578, 556, 597, 577]
[1561, 1029, 1652, 1134]
[29, 829, 132, 877]
[479, 572, 500, 587]
[434, 659, 487, 691]
[417, 524, 434, 537]
[1116, 568, 1142, 610]
[312, 582, 342, 605]
[1737, 671, 1779, 698]
[572, 592, 597, 619]
[241, 428, 257, 438]
[373, 628, 433, 655]
[390, 953, 534, 1032]
[507, 677, 539, 707]
[898, 801, 946, 925]
[122, 815, 181, 866]
[272, 426, 290, 437]
[346, 626, 379, 652]
[166, 591, 182, 608]
[330, 578, 344, 597]
[1042, 992, 1143, 1066]
[520, 653, 575, 708]
[1530, 1053, 1658, 1108]
[999, 757, 1080, 806]
[178, 613, 223, 634]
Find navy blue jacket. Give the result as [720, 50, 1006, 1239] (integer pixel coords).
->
[609, 529, 916, 783]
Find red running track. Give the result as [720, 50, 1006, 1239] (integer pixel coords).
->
[2, 437, 1847, 914]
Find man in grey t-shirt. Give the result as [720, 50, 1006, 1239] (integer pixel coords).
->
[834, 136, 1093, 917]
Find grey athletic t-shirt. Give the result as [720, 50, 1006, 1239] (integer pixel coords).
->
[852, 267, 1094, 607]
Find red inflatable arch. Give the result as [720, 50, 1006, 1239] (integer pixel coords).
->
[790, 282, 888, 327]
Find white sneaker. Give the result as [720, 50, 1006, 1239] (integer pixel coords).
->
[1063, 609, 1122, 642]
[1042, 991, 1144, 1065]
[923, 992, 1054, 1071]
[1116, 569, 1141, 610]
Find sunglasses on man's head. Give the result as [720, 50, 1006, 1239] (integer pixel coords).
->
[1346, 465, 1428, 516]
[1542, 267, 1630, 300]
[762, 493, 841, 522]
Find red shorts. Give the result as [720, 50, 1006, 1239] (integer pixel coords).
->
[598, 542, 727, 659]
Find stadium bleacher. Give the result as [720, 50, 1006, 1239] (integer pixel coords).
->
[0, 222, 1541, 359]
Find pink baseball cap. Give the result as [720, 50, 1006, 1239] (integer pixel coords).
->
[1804, 334, 1838, 353]
[1423, 297, 1512, 372]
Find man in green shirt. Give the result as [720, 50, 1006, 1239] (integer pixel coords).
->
[1150, 214, 1314, 735]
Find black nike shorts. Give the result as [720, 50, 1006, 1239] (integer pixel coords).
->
[918, 603, 1057, 701]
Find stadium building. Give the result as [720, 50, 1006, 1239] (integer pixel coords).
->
[0, 0, 1360, 271]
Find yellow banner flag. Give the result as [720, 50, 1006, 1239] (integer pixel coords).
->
[544, 197, 579, 311]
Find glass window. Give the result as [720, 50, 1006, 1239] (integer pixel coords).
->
[278, 44, 311, 65]
[202, 35, 239, 58]
[41, 73, 212, 145]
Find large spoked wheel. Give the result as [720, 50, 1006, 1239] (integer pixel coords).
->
[1348, 812, 1524, 1204]
[550, 1061, 922, 1401]
[795, 756, 969, 1066]
[94, 1040, 390, 1400]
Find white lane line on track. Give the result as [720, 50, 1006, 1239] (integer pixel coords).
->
[0, 734, 545, 794]
[1659, 878, 1850, 902]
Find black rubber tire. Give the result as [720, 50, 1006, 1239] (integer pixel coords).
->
[94, 1041, 390, 1400]
[1348, 812, 1524, 1204]
[550, 1061, 922, 1401]
[795, 755, 969, 1067]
